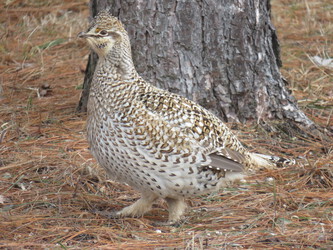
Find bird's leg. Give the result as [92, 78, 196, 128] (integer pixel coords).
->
[115, 193, 158, 218]
[165, 197, 187, 224]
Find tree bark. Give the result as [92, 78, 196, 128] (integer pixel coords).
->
[77, 0, 315, 132]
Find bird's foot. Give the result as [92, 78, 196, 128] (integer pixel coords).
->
[92, 197, 154, 219]
[151, 217, 187, 227]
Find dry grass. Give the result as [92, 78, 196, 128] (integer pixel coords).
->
[0, 0, 332, 248]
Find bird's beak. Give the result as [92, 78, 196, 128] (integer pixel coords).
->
[77, 32, 89, 38]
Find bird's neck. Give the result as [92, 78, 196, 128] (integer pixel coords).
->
[97, 43, 138, 82]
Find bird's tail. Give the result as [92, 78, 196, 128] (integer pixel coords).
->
[249, 152, 296, 169]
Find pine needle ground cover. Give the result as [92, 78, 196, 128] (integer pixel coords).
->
[0, 0, 332, 248]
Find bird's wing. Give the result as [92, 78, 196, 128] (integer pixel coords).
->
[209, 148, 245, 172]
[135, 87, 247, 171]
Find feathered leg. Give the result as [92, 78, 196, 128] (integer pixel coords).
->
[165, 197, 187, 223]
[116, 192, 159, 218]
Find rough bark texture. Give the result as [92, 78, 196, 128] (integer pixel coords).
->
[77, 0, 314, 130]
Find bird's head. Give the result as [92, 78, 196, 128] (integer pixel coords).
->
[78, 10, 127, 58]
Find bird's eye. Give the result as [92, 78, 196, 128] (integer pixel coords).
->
[99, 30, 108, 36]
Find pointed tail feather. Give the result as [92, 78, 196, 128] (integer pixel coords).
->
[249, 153, 296, 169]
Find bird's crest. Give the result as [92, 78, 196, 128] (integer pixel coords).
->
[91, 10, 125, 32]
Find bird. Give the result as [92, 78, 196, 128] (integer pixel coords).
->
[78, 10, 294, 224]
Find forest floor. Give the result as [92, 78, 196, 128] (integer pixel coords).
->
[0, 0, 332, 249]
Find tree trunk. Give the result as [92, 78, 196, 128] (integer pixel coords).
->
[77, 0, 315, 132]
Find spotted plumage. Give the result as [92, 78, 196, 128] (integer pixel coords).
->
[78, 10, 294, 224]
